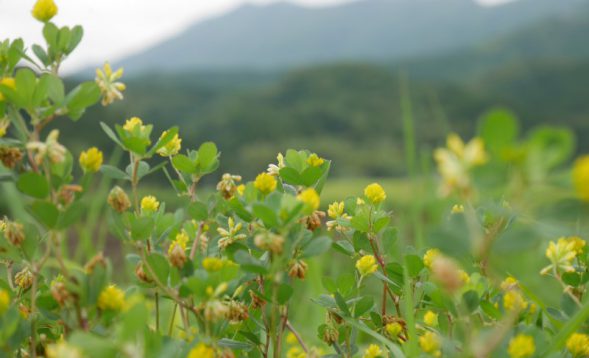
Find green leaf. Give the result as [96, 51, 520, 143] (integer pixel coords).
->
[56, 201, 85, 229]
[43, 23, 59, 50]
[218, 339, 253, 351]
[300, 166, 323, 186]
[462, 290, 479, 313]
[32, 44, 49, 66]
[233, 251, 267, 274]
[145, 253, 169, 285]
[100, 122, 124, 147]
[404, 255, 424, 278]
[30, 201, 59, 228]
[277, 283, 293, 304]
[252, 203, 279, 228]
[130, 216, 154, 241]
[100, 165, 129, 180]
[187, 201, 208, 221]
[172, 154, 197, 174]
[66, 25, 84, 54]
[301, 236, 332, 258]
[478, 108, 519, 156]
[546, 299, 589, 354]
[279, 167, 303, 185]
[354, 296, 374, 318]
[334, 292, 350, 316]
[17, 172, 49, 198]
[197, 142, 218, 173]
[65, 82, 101, 120]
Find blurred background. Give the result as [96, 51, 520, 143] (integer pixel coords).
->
[3, 0, 589, 182]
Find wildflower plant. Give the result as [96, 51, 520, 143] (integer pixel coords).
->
[0, 2, 589, 358]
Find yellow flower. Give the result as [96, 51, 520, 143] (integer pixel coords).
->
[286, 332, 298, 345]
[0, 219, 5, 233]
[501, 276, 519, 291]
[563, 236, 586, 256]
[459, 270, 470, 285]
[503, 290, 528, 312]
[328, 201, 345, 219]
[451, 204, 464, 214]
[419, 331, 441, 357]
[573, 155, 589, 201]
[423, 248, 441, 270]
[168, 231, 189, 256]
[123, 117, 149, 137]
[95, 62, 125, 106]
[31, 0, 58, 22]
[0, 119, 8, 137]
[254, 172, 277, 195]
[0, 289, 9, 315]
[362, 344, 382, 358]
[202, 257, 224, 272]
[434, 133, 488, 196]
[307, 153, 324, 167]
[385, 322, 403, 337]
[356, 255, 378, 276]
[156, 130, 182, 157]
[0, 77, 16, 102]
[286, 346, 305, 358]
[97, 285, 125, 311]
[507, 334, 535, 358]
[79, 147, 103, 173]
[541, 239, 577, 275]
[297, 188, 320, 211]
[364, 183, 386, 204]
[566, 333, 589, 357]
[141, 195, 159, 213]
[46, 341, 82, 358]
[424, 310, 438, 327]
[236, 184, 245, 196]
[187, 343, 215, 358]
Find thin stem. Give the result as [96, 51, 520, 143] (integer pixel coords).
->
[286, 320, 309, 353]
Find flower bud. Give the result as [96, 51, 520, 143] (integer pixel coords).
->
[107, 186, 131, 213]
[288, 260, 308, 280]
[168, 243, 187, 268]
[135, 262, 152, 283]
[84, 252, 106, 274]
[0, 146, 23, 169]
[226, 300, 249, 323]
[431, 256, 465, 294]
[15, 268, 33, 290]
[79, 147, 103, 173]
[50, 276, 70, 306]
[5, 221, 25, 246]
[254, 232, 284, 254]
[31, 0, 58, 22]
[249, 290, 266, 309]
[0, 289, 10, 315]
[303, 211, 325, 231]
[322, 325, 339, 345]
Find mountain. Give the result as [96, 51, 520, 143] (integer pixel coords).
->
[399, 2, 589, 81]
[117, 0, 587, 75]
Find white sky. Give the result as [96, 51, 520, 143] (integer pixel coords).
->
[0, 0, 512, 73]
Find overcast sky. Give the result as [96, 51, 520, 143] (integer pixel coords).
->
[0, 0, 512, 73]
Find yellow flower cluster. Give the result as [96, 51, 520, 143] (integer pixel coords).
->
[507, 334, 535, 358]
[503, 290, 528, 312]
[423, 248, 441, 270]
[541, 236, 585, 275]
[573, 155, 589, 201]
[356, 255, 378, 276]
[434, 133, 488, 196]
[141, 195, 159, 213]
[187, 343, 215, 358]
[419, 331, 441, 357]
[424, 310, 438, 327]
[95, 62, 125, 106]
[362, 344, 382, 358]
[385, 322, 403, 338]
[97, 285, 125, 311]
[0, 289, 9, 315]
[157, 130, 182, 157]
[202, 257, 224, 272]
[364, 183, 386, 204]
[297, 188, 320, 211]
[307, 153, 325, 167]
[254, 172, 277, 195]
[0, 77, 16, 103]
[168, 231, 189, 256]
[31, 0, 58, 22]
[79, 147, 103, 173]
[567, 333, 589, 357]
[45, 341, 82, 358]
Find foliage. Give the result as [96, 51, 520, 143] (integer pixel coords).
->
[0, 3, 589, 358]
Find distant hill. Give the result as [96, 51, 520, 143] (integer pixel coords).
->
[400, 3, 589, 81]
[116, 0, 587, 75]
